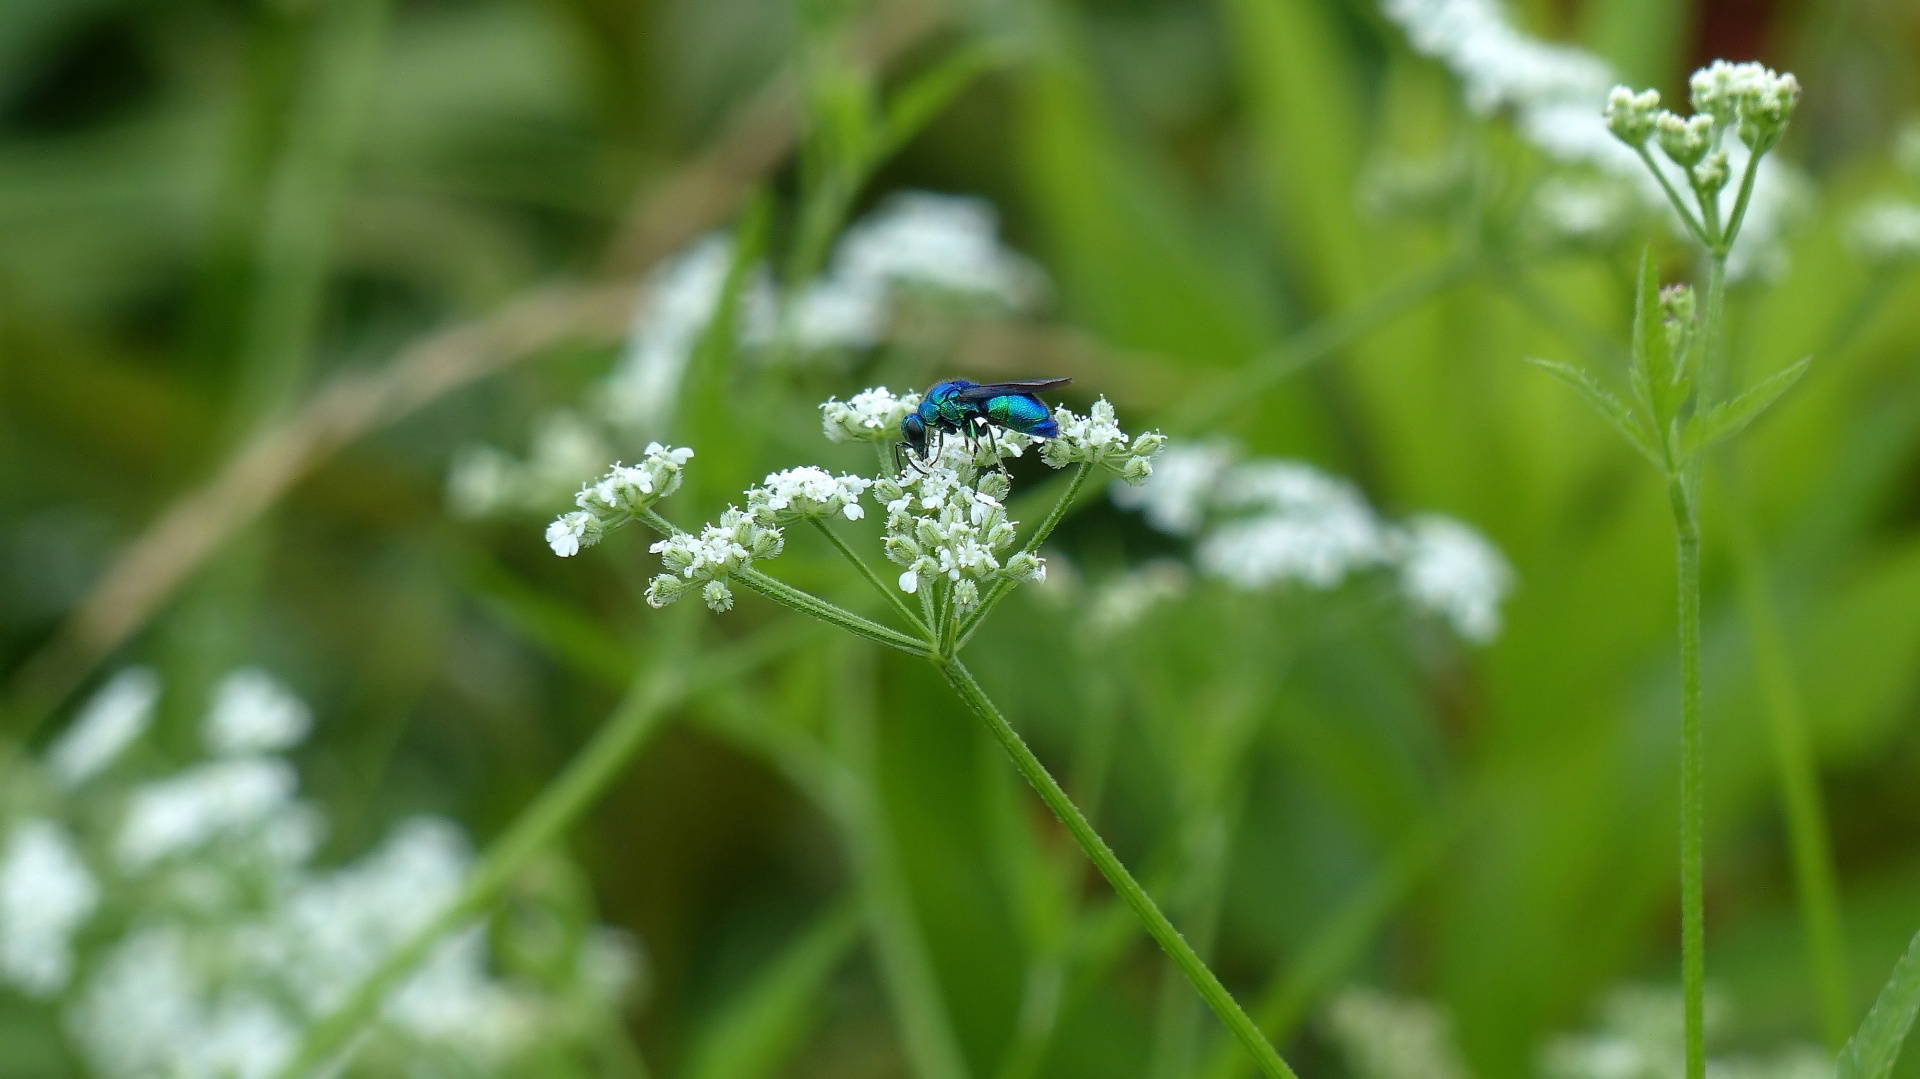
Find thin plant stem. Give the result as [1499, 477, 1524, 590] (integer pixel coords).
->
[1635, 146, 1712, 248]
[935, 657, 1298, 1079]
[633, 508, 930, 656]
[1722, 472, 1851, 1047]
[812, 518, 930, 637]
[1719, 148, 1766, 258]
[1670, 476, 1707, 1079]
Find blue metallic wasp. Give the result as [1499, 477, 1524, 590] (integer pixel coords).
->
[898, 377, 1072, 473]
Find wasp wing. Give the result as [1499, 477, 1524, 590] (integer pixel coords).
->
[950, 378, 1072, 402]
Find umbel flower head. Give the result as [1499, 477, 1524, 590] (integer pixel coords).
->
[546, 443, 694, 557]
[873, 443, 1029, 613]
[645, 507, 784, 612]
[821, 386, 922, 444]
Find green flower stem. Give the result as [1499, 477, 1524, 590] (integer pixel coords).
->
[1670, 476, 1707, 1079]
[1718, 148, 1767, 259]
[954, 462, 1091, 651]
[1635, 146, 1713, 248]
[812, 518, 930, 637]
[631, 508, 931, 657]
[271, 667, 682, 1079]
[935, 657, 1298, 1079]
[1724, 473, 1851, 1047]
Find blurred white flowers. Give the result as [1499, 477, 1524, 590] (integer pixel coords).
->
[205, 668, 312, 757]
[0, 819, 99, 995]
[47, 666, 158, 788]
[453, 191, 1044, 520]
[2, 668, 640, 1078]
[1848, 198, 1920, 267]
[1116, 442, 1514, 642]
[1382, 0, 1807, 278]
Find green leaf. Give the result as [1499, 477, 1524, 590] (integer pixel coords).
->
[681, 901, 862, 1079]
[1528, 358, 1665, 470]
[1839, 927, 1920, 1079]
[1630, 245, 1683, 424]
[879, 42, 1007, 159]
[1683, 355, 1812, 457]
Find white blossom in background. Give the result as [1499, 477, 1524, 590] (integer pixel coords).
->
[1110, 441, 1235, 536]
[1118, 443, 1514, 642]
[1541, 985, 1829, 1079]
[1324, 988, 1472, 1079]
[1393, 515, 1515, 643]
[47, 666, 159, 788]
[448, 411, 613, 519]
[33, 671, 638, 1078]
[1085, 561, 1190, 638]
[827, 192, 1044, 309]
[749, 466, 873, 523]
[205, 668, 311, 757]
[116, 758, 300, 871]
[1848, 198, 1920, 266]
[0, 819, 99, 996]
[1381, 0, 1806, 279]
[601, 235, 742, 435]
[1199, 462, 1392, 590]
[822, 385, 923, 443]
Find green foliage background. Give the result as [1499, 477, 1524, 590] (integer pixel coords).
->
[5, 0, 1920, 1075]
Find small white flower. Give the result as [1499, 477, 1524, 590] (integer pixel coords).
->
[645, 508, 783, 611]
[0, 819, 100, 995]
[1197, 462, 1391, 590]
[48, 667, 160, 788]
[1040, 398, 1164, 482]
[822, 386, 923, 443]
[117, 758, 299, 871]
[205, 668, 312, 757]
[748, 466, 873, 523]
[546, 511, 593, 557]
[899, 567, 919, 594]
[1392, 515, 1515, 643]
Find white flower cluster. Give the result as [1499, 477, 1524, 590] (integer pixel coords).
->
[455, 192, 1043, 521]
[822, 385, 923, 443]
[1542, 986, 1828, 1079]
[3, 669, 640, 1078]
[0, 819, 99, 995]
[449, 411, 612, 519]
[748, 466, 872, 523]
[645, 508, 785, 613]
[1382, 0, 1805, 278]
[1324, 988, 1472, 1079]
[874, 442, 1040, 613]
[546, 443, 695, 557]
[47, 666, 159, 788]
[1114, 443, 1514, 642]
[1038, 397, 1165, 483]
[1849, 198, 1920, 267]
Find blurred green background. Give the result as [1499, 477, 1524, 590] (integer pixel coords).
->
[5, 0, 1920, 1075]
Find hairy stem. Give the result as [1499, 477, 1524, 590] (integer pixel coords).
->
[1636, 146, 1712, 248]
[935, 658, 1298, 1079]
[633, 508, 929, 656]
[1671, 477, 1707, 1079]
[812, 518, 930, 637]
